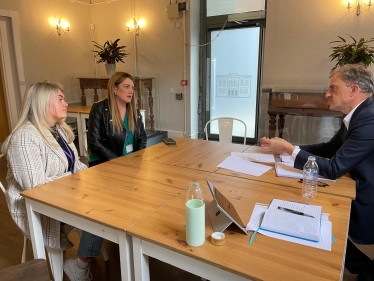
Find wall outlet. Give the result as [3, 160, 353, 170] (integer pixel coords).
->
[176, 93, 183, 100]
[170, 88, 174, 94]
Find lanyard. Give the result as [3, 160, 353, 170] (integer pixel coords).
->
[57, 130, 74, 172]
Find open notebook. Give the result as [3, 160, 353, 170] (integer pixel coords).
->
[260, 199, 322, 242]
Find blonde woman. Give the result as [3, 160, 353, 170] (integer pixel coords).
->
[2, 82, 102, 281]
[88, 71, 147, 167]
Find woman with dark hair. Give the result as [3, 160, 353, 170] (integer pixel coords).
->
[88, 71, 147, 167]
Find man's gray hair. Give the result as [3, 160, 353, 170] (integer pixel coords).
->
[330, 64, 374, 95]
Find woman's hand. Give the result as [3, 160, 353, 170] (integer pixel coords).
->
[260, 137, 295, 155]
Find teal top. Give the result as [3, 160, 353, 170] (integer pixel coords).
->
[89, 112, 134, 162]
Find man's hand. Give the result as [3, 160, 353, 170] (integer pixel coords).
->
[260, 137, 295, 156]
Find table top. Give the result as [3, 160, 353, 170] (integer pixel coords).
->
[21, 158, 208, 231]
[126, 137, 248, 173]
[67, 106, 92, 114]
[215, 146, 355, 200]
[127, 173, 351, 281]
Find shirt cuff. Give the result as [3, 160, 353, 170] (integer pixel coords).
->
[290, 146, 300, 162]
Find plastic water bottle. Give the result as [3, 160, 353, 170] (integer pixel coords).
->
[302, 156, 319, 199]
[185, 181, 205, 247]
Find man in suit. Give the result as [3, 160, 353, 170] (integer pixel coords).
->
[261, 64, 374, 281]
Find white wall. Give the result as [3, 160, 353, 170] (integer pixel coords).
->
[91, 0, 194, 134]
[263, 0, 374, 87]
[2, 0, 374, 139]
[0, 0, 93, 103]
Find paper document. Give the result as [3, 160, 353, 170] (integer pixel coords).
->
[261, 199, 322, 242]
[247, 203, 332, 251]
[244, 146, 268, 153]
[217, 156, 273, 177]
[276, 162, 335, 182]
[280, 155, 293, 163]
[231, 152, 275, 163]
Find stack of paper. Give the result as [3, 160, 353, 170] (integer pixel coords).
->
[261, 199, 322, 242]
[231, 152, 275, 163]
[280, 155, 293, 163]
[217, 156, 273, 177]
[247, 202, 332, 251]
[275, 162, 335, 181]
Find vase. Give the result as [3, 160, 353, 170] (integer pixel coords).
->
[105, 64, 116, 75]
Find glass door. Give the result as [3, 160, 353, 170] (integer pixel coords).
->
[207, 26, 262, 143]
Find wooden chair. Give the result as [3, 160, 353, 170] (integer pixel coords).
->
[0, 164, 63, 280]
[204, 117, 247, 145]
[0, 259, 50, 281]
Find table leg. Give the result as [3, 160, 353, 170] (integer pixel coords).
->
[25, 199, 46, 260]
[148, 89, 154, 132]
[133, 237, 150, 281]
[119, 231, 134, 281]
[268, 112, 277, 138]
[81, 89, 86, 106]
[278, 114, 285, 139]
[94, 89, 98, 102]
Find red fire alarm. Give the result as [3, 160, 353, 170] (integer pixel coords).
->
[181, 80, 188, 86]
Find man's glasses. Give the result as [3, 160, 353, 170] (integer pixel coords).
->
[298, 179, 329, 187]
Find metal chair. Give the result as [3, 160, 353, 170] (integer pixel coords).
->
[204, 117, 247, 145]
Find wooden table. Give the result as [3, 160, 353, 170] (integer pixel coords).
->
[22, 158, 208, 281]
[268, 91, 343, 138]
[67, 106, 91, 156]
[21, 139, 355, 281]
[126, 137, 248, 172]
[128, 173, 352, 281]
[77, 77, 156, 130]
[214, 146, 356, 200]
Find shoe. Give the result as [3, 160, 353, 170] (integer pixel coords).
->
[63, 256, 93, 281]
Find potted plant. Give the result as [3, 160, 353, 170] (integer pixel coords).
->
[329, 34, 374, 69]
[92, 39, 129, 75]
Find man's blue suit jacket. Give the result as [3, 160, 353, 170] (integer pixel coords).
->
[294, 97, 374, 244]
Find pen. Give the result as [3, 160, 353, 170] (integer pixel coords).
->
[277, 206, 315, 218]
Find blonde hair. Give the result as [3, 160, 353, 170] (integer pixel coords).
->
[1, 82, 75, 155]
[107, 71, 138, 135]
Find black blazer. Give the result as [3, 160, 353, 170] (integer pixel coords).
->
[88, 99, 147, 163]
[294, 97, 374, 244]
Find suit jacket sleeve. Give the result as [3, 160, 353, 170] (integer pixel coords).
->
[295, 111, 374, 180]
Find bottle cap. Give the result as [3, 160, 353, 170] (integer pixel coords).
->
[211, 232, 225, 246]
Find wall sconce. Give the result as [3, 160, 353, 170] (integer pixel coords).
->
[126, 18, 145, 36]
[56, 18, 70, 35]
[347, 0, 372, 16]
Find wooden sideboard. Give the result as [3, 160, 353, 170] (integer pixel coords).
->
[268, 91, 343, 138]
[77, 77, 155, 131]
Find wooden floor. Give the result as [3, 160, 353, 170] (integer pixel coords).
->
[0, 154, 373, 280]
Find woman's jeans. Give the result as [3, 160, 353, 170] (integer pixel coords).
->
[76, 158, 105, 257]
[78, 231, 104, 258]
